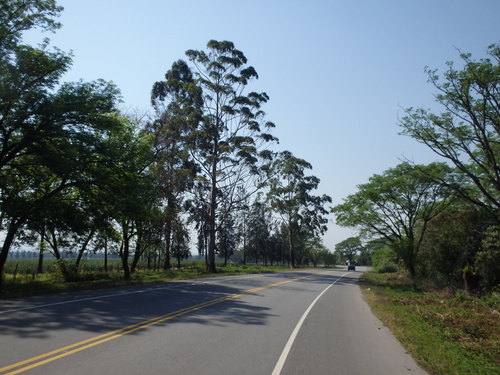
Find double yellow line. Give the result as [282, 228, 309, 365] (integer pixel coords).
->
[1, 272, 323, 375]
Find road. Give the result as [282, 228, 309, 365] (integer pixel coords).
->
[0, 268, 428, 375]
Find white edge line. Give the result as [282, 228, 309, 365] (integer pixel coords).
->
[271, 272, 348, 375]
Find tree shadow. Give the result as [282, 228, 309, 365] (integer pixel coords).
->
[0, 270, 361, 342]
[0, 281, 275, 340]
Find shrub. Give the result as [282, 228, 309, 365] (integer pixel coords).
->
[475, 225, 500, 291]
[372, 247, 398, 273]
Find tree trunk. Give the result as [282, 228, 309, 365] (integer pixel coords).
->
[405, 239, 416, 277]
[122, 239, 130, 280]
[37, 231, 45, 274]
[0, 218, 23, 291]
[205, 234, 208, 267]
[121, 223, 131, 281]
[104, 238, 108, 272]
[163, 221, 172, 270]
[75, 229, 95, 273]
[243, 239, 246, 265]
[130, 235, 143, 274]
[45, 227, 70, 280]
[288, 218, 293, 269]
[207, 158, 218, 273]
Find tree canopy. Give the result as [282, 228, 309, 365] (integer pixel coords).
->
[155, 40, 277, 272]
[332, 162, 455, 276]
[1, 2, 335, 290]
[267, 150, 332, 268]
[400, 44, 500, 221]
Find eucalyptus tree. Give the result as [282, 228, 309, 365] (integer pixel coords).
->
[171, 217, 191, 268]
[400, 45, 500, 221]
[151, 59, 201, 269]
[266, 151, 332, 268]
[158, 40, 277, 272]
[268, 225, 288, 265]
[217, 209, 240, 266]
[332, 162, 455, 276]
[245, 195, 271, 264]
[188, 181, 210, 262]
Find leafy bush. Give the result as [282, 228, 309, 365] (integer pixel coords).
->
[418, 209, 484, 289]
[372, 247, 398, 273]
[475, 225, 500, 291]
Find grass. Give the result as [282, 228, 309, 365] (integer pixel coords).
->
[360, 272, 500, 375]
[0, 259, 306, 298]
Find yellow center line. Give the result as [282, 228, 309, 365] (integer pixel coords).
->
[1, 271, 333, 375]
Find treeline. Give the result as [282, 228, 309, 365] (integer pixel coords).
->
[7, 251, 121, 260]
[333, 45, 500, 293]
[0, 1, 333, 290]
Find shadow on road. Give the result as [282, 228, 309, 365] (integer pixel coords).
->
[0, 269, 362, 340]
[0, 282, 276, 340]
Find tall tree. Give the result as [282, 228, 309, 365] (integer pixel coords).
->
[150, 60, 199, 270]
[267, 151, 332, 268]
[332, 162, 455, 276]
[160, 40, 277, 272]
[400, 44, 500, 221]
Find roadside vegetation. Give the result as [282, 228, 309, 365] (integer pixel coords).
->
[361, 272, 499, 375]
[0, 0, 334, 293]
[332, 42, 499, 375]
[333, 43, 499, 294]
[0, 258, 305, 298]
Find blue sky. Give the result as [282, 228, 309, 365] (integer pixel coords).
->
[24, 0, 500, 249]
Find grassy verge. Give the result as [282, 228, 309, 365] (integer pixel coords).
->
[360, 272, 500, 375]
[0, 263, 314, 298]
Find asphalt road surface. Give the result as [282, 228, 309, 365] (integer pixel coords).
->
[0, 268, 428, 375]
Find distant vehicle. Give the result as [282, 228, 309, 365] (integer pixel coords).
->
[347, 263, 355, 271]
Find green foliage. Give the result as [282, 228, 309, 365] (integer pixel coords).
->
[266, 150, 332, 267]
[400, 44, 500, 220]
[475, 225, 500, 291]
[245, 195, 272, 264]
[0, 1, 163, 289]
[304, 236, 332, 267]
[416, 207, 499, 292]
[418, 209, 485, 288]
[371, 247, 398, 273]
[333, 162, 454, 276]
[335, 236, 362, 263]
[155, 40, 277, 273]
[362, 272, 500, 375]
[0, 0, 63, 55]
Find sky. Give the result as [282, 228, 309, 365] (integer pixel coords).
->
[23, 0, 500, 250]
